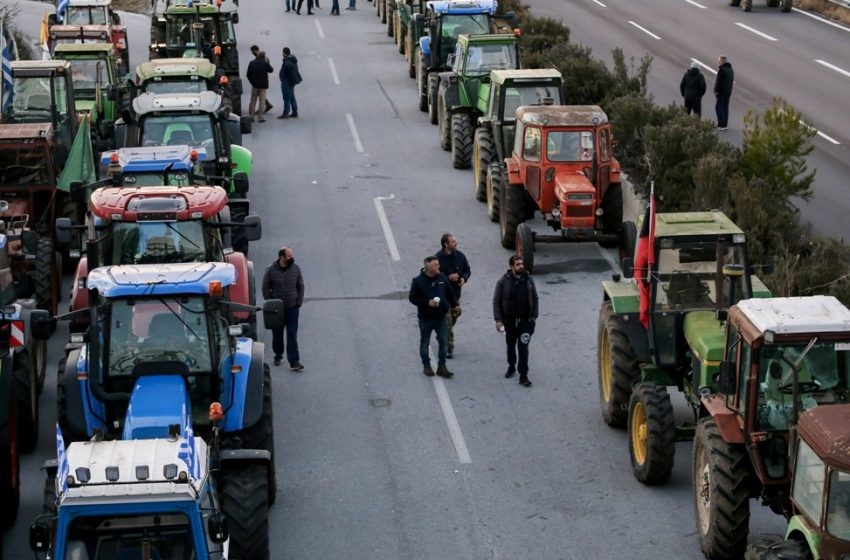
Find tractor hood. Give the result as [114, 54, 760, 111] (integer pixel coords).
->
[683, 311, 725, 363]
[122, 375, 191, 440]
[797, 404, 850, 472]
[554, 170, 595, 201]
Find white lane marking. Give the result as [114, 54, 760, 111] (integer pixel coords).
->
[594, 242, 619, 273]
[815, 59, 850, 79]
[683, 0, 707, 8]
[327, 58, 341, 85]
[314, 19, 325, 38]
[429, 347, 472, 464]
[346, 113, 364, 152]
[691, 58, 717, 75]
[628, 20, 662, 40]
[734, 22, 778, 41]
[591, 0, 606, 6]
[793, 7, 850, 33]
[373, 194, 401, 261]
[798, 119, 841, 145]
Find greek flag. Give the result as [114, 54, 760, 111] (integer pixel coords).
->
[56, 424, 70, 494]
[56, 0, 70, 23]
[177, 426, 201, 481]
[1, 23, 13, 114]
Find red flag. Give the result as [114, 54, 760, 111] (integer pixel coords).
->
[647, 181, 656, 266]
[634, 182, 656, 329]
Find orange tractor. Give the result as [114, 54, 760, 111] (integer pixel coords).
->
[497, 105, 627, 272]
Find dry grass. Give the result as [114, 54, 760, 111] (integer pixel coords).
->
[796, 0, 850, 25]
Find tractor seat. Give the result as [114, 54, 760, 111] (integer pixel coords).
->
[143, 236, 178, 259]
[145, 312, 186, 346]
[66, 541, 90, 560]
[166, 129, 195, 145]
[665, 271, 709, 308]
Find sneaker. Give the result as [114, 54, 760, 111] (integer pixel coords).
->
[277, 114, 290, 119]
[519, 375, 532, 387]
[423, 364, 435, 377]
[273, 357, 282, 366]
[258, 117, 266, 122]
[716, 126, 728, 131]
[504, 365, 516, 378]
[285, 8, 291, 11]
[290, 113, 298, 118]
[290, 363, 305, 371]
[436, 366, 454, 379]
[266, 102, 274, 111]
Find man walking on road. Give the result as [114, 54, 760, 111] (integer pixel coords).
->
[680, 61, 706, 117]
[409, 256, 459, 378]
[262, 246, 305, 370]
[278, 47, 300, 119]
[246, 49, 273, 122]
[493, 255, 538, 387]
[714, 56, 734, 130]
[435, 233, 470, 359]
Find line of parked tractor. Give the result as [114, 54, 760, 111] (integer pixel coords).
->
[372, 1, 850, 558]
[1, 0, 282, 557]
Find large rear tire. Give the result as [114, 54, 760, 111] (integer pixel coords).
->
[499, 183, 525, 249]
[221, 464, 270, 560]
[780, 0, 791, 11]
[14, 341, 46, 453]
[417, 55, 428, 112]
[516, 222, 534, 273]
[34, 237, 58, 314]
[386, 5, 393, 35]
[0, 405, 20, 528]
[628, 383, 675, 485]
[486, 163, 502, 222]
[619, 220, 637, 263]
[602, 182, 623, 235]
[741, 0, 752, 10]
[693, 417, 751, 560]
[408, 44, 417, 78]
[474, 128, 495, 201]
[438, 88, 451, 151]
[428, 73, 439, 125]
[451, 113, 473, 169]
[597, 301, 639, 428]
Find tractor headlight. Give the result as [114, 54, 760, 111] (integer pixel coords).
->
[75, 467, 91, 484]
[163, 463, 179, 480]
[105, 466, 120, 482]
[595, 208, 604, 216]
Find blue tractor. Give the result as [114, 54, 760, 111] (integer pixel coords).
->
[29, 261, 283, 558]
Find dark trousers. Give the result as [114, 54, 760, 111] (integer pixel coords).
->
[296, 0, 313, 12]
[715, 94, 730, 127]
[504, 318, 533, 375]
[281, 81, 298, 116]
[418, 316, 448, 367]
[684, 97, 702, 117]
[272, 306, 300, 365]
[331, 0, 339, 12]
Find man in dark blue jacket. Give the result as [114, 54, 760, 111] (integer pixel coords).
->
[435, 233, 470, 359]
[278, 47, 300, 119]
[714, 56, 734, 130]
[409, 256, 459, 378]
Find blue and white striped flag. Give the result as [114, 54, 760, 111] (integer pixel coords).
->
[56, 0, 70, 23]
[177, 425, 201, 481]
[1, 23, 14, 114]
[56, 424, 70, 494]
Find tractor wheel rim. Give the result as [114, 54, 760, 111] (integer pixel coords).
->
[696, 456, 711, 535]
[631, 402, 648, 465]
[599, 328, 612, 402]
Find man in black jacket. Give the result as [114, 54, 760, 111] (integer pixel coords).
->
[680, 61, 706, 117]
[435, 233, 470, 359]
[246, 49, 273, 122]
[278, 47, 300, 119]
[493, 255, 539, 387]
[409, 256, 459, 378]
[262, 246, 305, 370]
[714, 56, 734, 130]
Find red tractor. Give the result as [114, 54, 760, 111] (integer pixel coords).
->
[497, 105, 627, 272]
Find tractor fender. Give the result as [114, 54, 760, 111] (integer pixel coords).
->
[601, 281, 651, 362]
[60, 348, 93, 438]
[784, 516, 818, 555]
[219, 448, 270, 468]
[419, 35, 431, 56]
[225, 252, 251, 321]
[230, 145, 253, 177]
[220, 339, 265, 432]
[699, 395, 744, 443]
[505, 157, 521, 184]
[439, 75, 460, 109]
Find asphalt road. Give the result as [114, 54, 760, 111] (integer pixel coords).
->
[2, 1, 798, 559]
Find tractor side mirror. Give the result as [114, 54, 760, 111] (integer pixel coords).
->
[242, 214, 262, 242]
[231, 12, 239, 24]
[240, 115, 252, 135]
[621, 257, 634, 279]
[262, 299, 285, 331]
[232, 171, 249, 194]
[68, 179, 88, 204]
[718, 361, 736, 395]
[29, 521, 51, 552]
[208, 512, 229, 543]
[30, 310, 56, 340]
[55, 217, 74, 245]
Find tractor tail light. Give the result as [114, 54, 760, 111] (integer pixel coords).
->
[209, 280, 222, 297]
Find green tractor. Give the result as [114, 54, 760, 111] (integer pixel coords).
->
[471, 68, 562, 217]
[436, 33, 521, 169]
[393, 0, 425, 74]
[136, 57, 242, 115]
[598, 211, 770, 482]
[54, 43, 131, 150]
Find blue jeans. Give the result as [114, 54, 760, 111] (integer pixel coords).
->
[281, 81, 298, 116]
[715, 94, 730, 127]
[348, 0, 355, 7]
[418, 316, 447, 367]
[272, 306, 300, 365]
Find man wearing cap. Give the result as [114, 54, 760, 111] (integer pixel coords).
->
[262, 247, 305, 370]
[247, 49, 273, 122]
[680, 61, 707, 118]
[409, 256, 459, 378]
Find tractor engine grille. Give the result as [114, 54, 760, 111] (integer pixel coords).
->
[566, 205, 594, 218]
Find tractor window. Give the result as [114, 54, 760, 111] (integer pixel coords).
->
[523, 126, 541, 162]
[513, 121, 524, 155]
[66, 6, 108, 25]
[792, 439, 826, 527]
[439, 14, 490, 63]
[826, 469, 850, 541]
[10, 75, 53, 114]
[503, 85, 562, 118]
[464, 44, 517, 75]
[219, 18, 236, 45]
[65, 511, 196, 559]
[734, 336, 752, 414]
[0, 147, 50, 185]
[109, 221, 207, 265]
[66, 58, 108, 96]
[654, 243, 748, 313]
[599, 128, 611, 162]
[546, 131, 593, 162]
[143, 78, 208, 95]
[140, 114, 216, 151]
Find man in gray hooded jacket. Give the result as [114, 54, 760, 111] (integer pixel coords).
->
[262, 246, 305, 370]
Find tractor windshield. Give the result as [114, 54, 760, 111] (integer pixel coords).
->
[826, 468, 850, 540]
[165, 14, 234, 51]
[438, 14, 490, 62]
[653, 242, 749, 312]
[140, 114, 216, 151]
[756, 341, 850, 430]
[119, 171, 194, 187]
[464, 43, 517, 75]
[9, 74, 66, 117]
[0, 146, 52, 186]
[502, 84, 562, 119]
[64, 511, 197, 559]
[107, 220, 207, 265]
[142, 78, 209, 95]
[66, 58, 108, 96]
[546, 130, 594, 162]
[66, 5, 109, 25]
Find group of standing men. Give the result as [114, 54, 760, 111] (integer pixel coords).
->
[679, 56, 734, 130]
[246, 44, 301, 122]
[408, 235, 539, 388]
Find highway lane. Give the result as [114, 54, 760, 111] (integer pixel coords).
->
[4, 1, 787, 559]
[534, 0, 850, 239]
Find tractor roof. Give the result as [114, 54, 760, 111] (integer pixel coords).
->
[517, 105, 607, 127]
[458, 32, 517, 45]
[164, 4, 230, 13]
[133, 91, 222, 115]
[88, 262, 236, 298]
[100, 145, 208, 171]
[428, 0, 497, 14]
[10, 60, 72, 74]
[797, 404, 850, 472]
[653, 211, 744, 239]
[136, 58, 216, 81]
[89, 184, 228, 221]
[734, 296, 850, 336]
[54, 42, 115, 55]
[59, 437, 208, 505]
[491, 68, 561, 85]
[0, 123, 54, 143]
[68, 0, 113, 7]
[49, 24, 111, 35]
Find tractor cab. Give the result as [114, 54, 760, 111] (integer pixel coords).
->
[52, 0, 121, 27]
[420, 0, 498, 69]
[136, 57, 217, 95]
[48, 25, 130, 76]
[486, 69, 563, 135]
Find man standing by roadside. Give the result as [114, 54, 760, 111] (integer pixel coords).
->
[249, 45, 274, 113]
[714, 56, 734, 131]
[262, 247, 305, 371]
[246, 49, 272, 122]
[409, 256, 459, 378]
[278, 47, 300, 119]
[435, 233, 470, 359]
[493, 255, 538, 387]
[680, 61, 706, 117]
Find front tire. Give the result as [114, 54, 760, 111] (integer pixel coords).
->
[474, 128, 495, 201]
[438, 87, 451, 151]
[516, 223, 534, 273]
[417, 55, 428, 111]
[746, 538, 811, 560]
[486, 163, 502, 222]
[34, 237, 58, 314]
[428, 73, 439, 125]
[780, 0, 791, 11]
[451, 113, 473, 168]
[499, 183, 525, 249]
[693, 417, 751, 560]
[221, 464, 270, 560]
[628, 383, 675, 485]
[597, 301, 639, 428]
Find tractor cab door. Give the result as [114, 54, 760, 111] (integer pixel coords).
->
[596, 127, 612, 197]
[521, 125, 541, 201]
